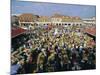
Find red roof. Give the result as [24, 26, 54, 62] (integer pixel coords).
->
[85, 27, 96, 36]
[12, 26, 26, 38]
[19, 13, 34, 22]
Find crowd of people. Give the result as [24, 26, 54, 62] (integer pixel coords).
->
[11, 25, 96, 75]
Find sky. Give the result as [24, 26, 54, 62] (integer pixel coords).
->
[11, 0, 96, 18]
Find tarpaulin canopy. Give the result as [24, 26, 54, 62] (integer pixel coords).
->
[84, 27, 96, 36]
[12, 26, 27, 38]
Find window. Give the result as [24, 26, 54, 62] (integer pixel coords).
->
[68, 24, 71, 26]
[56, 23, 58, 26]
[59, 24, 61, 26]
[76, 24, 78, 26]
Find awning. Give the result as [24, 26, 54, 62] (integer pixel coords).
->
[12, 26, 27, 38]
[84, 27, 96, 36]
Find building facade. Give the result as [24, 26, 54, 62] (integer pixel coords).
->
[14, 13, 96, 30]
[18, 13, 38, 29]
[35, 13, 83, 28]
[82, 17, 96, 27]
